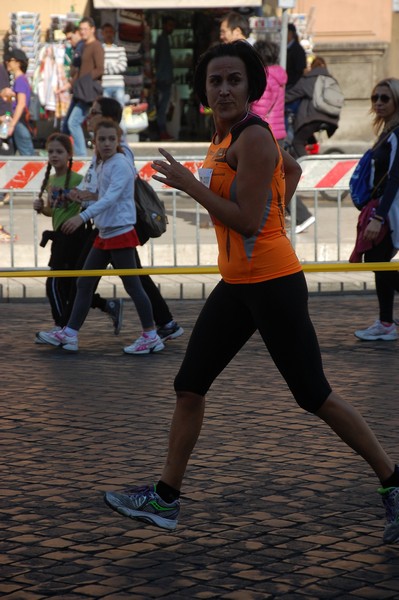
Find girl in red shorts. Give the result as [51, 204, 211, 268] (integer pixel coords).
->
[38, 120, 164, 355]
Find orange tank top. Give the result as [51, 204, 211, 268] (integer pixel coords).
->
[202, 115, 302, 284]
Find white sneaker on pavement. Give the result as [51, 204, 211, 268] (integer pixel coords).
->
[35, 326, 61, 344]
[123, 332, 165, 355]
[354, 320, 398, 341]
[37, 327, 79, 351]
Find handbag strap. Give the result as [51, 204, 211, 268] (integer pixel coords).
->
[370, 125, 399, 197]
[370, 171, 388, 199]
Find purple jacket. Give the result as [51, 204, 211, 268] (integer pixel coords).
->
[250, 65, 287, 141]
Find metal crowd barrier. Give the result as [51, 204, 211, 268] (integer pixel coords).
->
[0, 153, 398, 281]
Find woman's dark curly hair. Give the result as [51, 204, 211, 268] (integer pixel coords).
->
[194, 41, 266, 108]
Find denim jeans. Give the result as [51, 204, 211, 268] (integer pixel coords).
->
[103, 86, 125, 107]
[156, 82, 172, 133]
[61, 97, 76, 136]
[103, 87, 127, 135]
[66, 100, 90, 156]
[13, 121, 34, 155]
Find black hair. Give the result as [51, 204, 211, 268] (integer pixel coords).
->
[19, 60, 28, 74]
[220, 11, 250, 39]
[80, 17, 96, 28]
[288, 23, 299, 42]
[64, 23, 79, 34]
[101, 22, 114, 30]
[5, 51, 29, 73]
[95, 96, 123, 123]
[193, 41, 266, 108]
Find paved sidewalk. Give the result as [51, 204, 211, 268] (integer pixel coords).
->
[0, 270, 377, 303]
[1, 296, 399, 599]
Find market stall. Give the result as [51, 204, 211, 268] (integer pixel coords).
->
[93, 0, 262, 140]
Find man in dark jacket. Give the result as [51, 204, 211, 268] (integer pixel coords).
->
[286, 23, 307, 89]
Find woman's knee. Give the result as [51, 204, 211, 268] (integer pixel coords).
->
[175, 390, 205, 411]
[293, 386, 332, 414]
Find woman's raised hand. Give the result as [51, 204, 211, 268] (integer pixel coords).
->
[151, 148, 197, 193]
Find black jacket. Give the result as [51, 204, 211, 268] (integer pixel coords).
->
[286, 40, 307, 88]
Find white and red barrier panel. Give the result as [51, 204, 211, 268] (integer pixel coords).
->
[0, 157, 204, 193]
[296, 155, 360, 191]
[0, 154, 362, 193]
[0, 159, 90, 193]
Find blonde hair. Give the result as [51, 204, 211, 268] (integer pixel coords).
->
[310, 56, 327, 70]
[371, 78, 399, 135]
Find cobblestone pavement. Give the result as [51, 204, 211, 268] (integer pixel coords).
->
[1, 296, 399, 599]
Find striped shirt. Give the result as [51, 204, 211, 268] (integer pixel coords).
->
[102, 44, 128, 87]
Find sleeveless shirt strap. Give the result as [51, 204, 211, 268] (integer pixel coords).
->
[230, 114, 270, 145]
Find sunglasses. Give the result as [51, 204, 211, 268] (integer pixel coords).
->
[371, 94, 392, 104]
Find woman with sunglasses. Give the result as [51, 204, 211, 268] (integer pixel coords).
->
[354, 78, 399, 341]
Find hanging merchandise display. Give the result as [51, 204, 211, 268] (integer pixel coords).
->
[33, 44, 71, 120]
[116, 9, 147, 100]
[96, 6, 260, 140]
[8, 12, 41, 83]
[249, 12, 314, 64]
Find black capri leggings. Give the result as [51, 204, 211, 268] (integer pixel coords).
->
[174, 271, 332, 413]
[364, 233, 399, 323]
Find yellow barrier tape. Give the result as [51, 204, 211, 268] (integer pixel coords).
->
[0, 262, 398, 278]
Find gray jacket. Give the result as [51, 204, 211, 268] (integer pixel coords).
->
[285, 66, 339, 134]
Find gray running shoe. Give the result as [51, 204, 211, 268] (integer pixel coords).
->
[104, 484, 180, 530]
[157, 321, 184, 342]
[379, 486, 399, 543]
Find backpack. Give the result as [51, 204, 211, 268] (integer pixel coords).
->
[134, 175, 168, 244]
[349, 130, 394, 210]
[349, 150, 374, 210]
[312, 75, 344, 117]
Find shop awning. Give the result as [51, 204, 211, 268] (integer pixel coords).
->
[94, 0, 262, 8]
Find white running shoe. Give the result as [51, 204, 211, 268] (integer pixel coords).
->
[123, 332, 165, 355]
[37, 327, 79, 352]
[35, 326, 61, 344]
[354, 320, 398, 341]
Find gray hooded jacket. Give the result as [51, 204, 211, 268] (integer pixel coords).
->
[285, 66, 339, 135]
